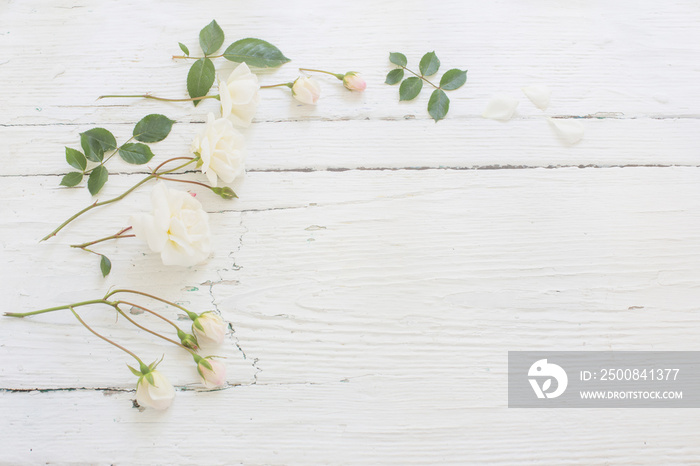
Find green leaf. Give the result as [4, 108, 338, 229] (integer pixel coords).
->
[133, 114, 175, 143]
[87, 165, 108, 196]
[419, 51, 440, 76]
[211, 186, 237, 199]
[439, 69, 467, 91]
[127, 364, 143, 377]
[199, 20, 224, 56]
[60, 172, 83, 187]
[428, 89, 450, 122]
[187, 58, 216, 106]
[80, 128, 117, 163]
[100, 255, 112, 277]
[119, 143, 155, 165]
[178, 42, 190, 56]
[399, 77, 423, 101]
[385, 68, 404, 85]
[223, 38, 291, 68]
[65, 147, 87, 171]
[389, 52, 407, 67]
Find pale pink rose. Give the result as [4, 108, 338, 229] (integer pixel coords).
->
[135, 370, 175, 410]
[191, 113, 246, 187]
[192, 311, 227, 345]
[342, 72, 366, 92]
[198, 358, 227, 388]
[291, 76, 321, 105]
[218, 63, 260, 127]
[130, 182, 211, 267]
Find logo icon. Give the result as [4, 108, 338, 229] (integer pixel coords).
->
[528, 359, 568, 399]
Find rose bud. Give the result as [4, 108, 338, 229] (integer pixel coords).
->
[291, 76, 321, 105]
[192, 311, 227, 345]
[342, 72, 366, 92]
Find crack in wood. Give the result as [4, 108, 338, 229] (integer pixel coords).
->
[2, 164, 699, 180]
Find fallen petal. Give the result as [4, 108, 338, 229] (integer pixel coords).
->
[521, 85, 551, 110]
[482, 95, 519, 121]
[547, 117, 584, 144]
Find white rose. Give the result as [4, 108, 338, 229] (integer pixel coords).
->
[218, 62, 260, 127]
[192, 311, 227, 345]
[191, 113, 246, 187]
[291, 76, 321, 105]
[135, 370, 175, 410]
[131, 182, 211, 267]
[198, 358, 227, 389]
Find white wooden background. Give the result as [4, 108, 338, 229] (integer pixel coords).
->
[2, 0, 700, 464]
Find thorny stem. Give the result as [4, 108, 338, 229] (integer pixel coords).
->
[401, 66, 440, 90]
[5, 296, 191, 355]
[299, 68, 343, 80]
[260, 82, 293, 89]
[104, 289, 197, 319]
[85, 136, 136, 175]
[155, 176, 213, 191]
[71, 226, 134, 250]
[69, 307, 144, 365]
[172, 54, 223, 60]
[4, 299, 115, 317]
[98, 94, 219, 103]
[114, 299, 184, 333]
[42, 157, 197, 241]
[112, 303, 192, 353]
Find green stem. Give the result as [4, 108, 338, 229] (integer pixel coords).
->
[98, 94, 219, 103]
[115, 299, 183, 333]
[71, 227, 134, 249]
[85, 137, 136, 175]
[112, 303, 192, 353]
[260, 82, 293, 89]
[70, 307, 144, 365]
[4, 299, 115, 318]
[402, 66, 440, 90]
[172, 54, 223, 60]
[299, 68, 343, 80]
[42, 157, 197, 241]
[104, 289, 197, 319]
[155, 175, 214, 191]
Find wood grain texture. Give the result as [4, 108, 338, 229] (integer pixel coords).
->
[2, 0, 700, 464]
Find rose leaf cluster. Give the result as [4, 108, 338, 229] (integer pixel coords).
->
[385, 51, 467, 122]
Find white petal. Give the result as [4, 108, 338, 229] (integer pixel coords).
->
[482, 95, 519, 121]
[521, 85, 551, 110]
[218, 79, 233, 119]
[547, 117, 584, 145]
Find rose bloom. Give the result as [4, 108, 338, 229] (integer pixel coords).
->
[342, 72, 366, 92]
[136, 370, 175, 410]
[198, 358, 227, 388]
[291, 76, 321, 105]
[218, 62, 260, 127]
[131, 182, 212, 267]
[192, 311, 227, 345]
[191, 113, 246, 187]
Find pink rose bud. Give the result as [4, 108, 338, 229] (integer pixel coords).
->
[198, 357, 227, 388]
[342, 72, 366, 92]
[192, 311, 227, 345]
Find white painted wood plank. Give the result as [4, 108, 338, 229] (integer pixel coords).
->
[2, 0, 700, 464]
[3, 168, 699, 389]
[1, 387, 699, 464]
[1, 0, 699, 126]
[2, 117, 699, 176]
